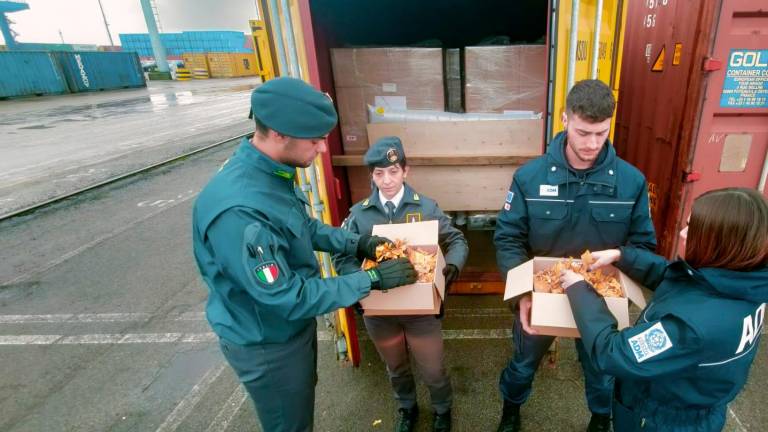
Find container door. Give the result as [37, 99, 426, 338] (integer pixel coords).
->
[260, 0, 362, 366]
[613, 0, 722, 257]
[681, 0, 768, 255]
[549, 0, 629, 140]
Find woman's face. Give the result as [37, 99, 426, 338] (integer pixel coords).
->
[679, 215, 690, 257]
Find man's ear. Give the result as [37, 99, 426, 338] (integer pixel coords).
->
[561, 111, 568, 128]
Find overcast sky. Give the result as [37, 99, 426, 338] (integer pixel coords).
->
[2, 0, 259, 45]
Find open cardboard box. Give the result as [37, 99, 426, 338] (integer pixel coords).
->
[360, 220, 446, 315]
[504, 257, 647, 338]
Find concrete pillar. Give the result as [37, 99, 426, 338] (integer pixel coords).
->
[139, 0, 169, 73]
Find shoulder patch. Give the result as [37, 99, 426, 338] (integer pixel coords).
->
[505, 191, 514, 203]
[413, 193, 420, 201]
[253, 261, 280, 284]
[628, 322, 673, 363]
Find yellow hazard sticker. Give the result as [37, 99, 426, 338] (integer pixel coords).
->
[673, 43, 682, 65]
[652, 45, 665, 72]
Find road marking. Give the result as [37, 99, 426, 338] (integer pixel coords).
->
[0, 329, 519, 346]
[155, 364, 227, 432]
[205, 386, 248, 432]
[729, 406, 749, 432]
[0, 333, 216, 345]
[0, 308, 513, 324]
[0, 312, 207, 324]
[443, 329, 512, 339]
[0, 313, 154, 324]
[0, 192, 198, 286]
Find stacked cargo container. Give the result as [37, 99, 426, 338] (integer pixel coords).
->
[119, 31, 253, 57]
[0, 52, 68, 98]
[0, 51, 145, 98]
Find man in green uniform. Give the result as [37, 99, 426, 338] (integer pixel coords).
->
[192, 77, 417, 432]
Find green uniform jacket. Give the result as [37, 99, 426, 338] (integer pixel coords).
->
[494, 132, 657, 277]
[192, 138, 372, 345]
[332, 184, 468, 275]
[567, 246, 768, 431]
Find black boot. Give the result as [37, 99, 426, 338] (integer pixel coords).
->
[587, 412, 612, 432]
[395, 405, 419, 432]
[496, 401, 521, 432]
[433, 409, 451, 432]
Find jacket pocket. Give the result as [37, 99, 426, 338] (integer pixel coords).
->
[590, 206, 632, 244]
[527, 201, 569, 251]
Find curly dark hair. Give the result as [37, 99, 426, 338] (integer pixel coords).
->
[566, 79, 616, 122]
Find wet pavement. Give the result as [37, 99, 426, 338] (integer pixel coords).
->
[0, 77, 260, 217]
[0, 139, 764, 432]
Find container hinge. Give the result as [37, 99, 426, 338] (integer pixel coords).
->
[683, 171, 702, 183]
[702, 58, 722, 72]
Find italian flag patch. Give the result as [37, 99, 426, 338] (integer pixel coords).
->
[254, 262, 279, 284]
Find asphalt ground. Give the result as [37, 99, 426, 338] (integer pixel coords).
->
[0, 134, 765, 432]
[0, 77, 260, 217]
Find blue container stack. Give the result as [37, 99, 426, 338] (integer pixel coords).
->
[0, 51, 146, 98]
[0, 52, 69, 98]
[53, 51, 145, 93]
[118, 31, 252, 56]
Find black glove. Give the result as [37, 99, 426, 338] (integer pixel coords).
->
[365, 258, 417, 290]
[356, 234, 391, 261]
[442, 264, 459, 291]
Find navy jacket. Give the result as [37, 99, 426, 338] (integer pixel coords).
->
[494, 132, 656, 276]
[332, 183, 468, 275]
[568, 246, 768, 431]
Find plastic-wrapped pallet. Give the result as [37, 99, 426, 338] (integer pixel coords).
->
[464, 45, 547, 113]
[368, 105, 541, 123]
[331, 48, 445, 154]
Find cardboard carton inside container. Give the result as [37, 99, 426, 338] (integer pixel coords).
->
[464, 45, 547, 113]
[360, 220, 446, 316]
[503, 257, 647, 338]
[330, 48, 445, 154]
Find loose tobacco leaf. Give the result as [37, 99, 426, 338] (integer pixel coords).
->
[533, 250, 622, 297]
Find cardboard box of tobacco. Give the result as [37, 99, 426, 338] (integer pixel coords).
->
[503, 255, 647, 338]
[359, 220, 446, 315]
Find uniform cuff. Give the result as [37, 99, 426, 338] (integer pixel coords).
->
[350, 270, 372, 297]
[616, 246, 637, 274]
[344, 232, 361, 256]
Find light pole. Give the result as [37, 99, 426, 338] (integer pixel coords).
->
[96, 0, 114, 46]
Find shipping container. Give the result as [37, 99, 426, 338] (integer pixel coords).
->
[256, 0, 630, 365]
[54, 51, 146, 93]
[0, 51, 68, 98]
[181, 52, 209, 73]
[613, 0, 768, 257]
[118, 31, 254, 57]
[206, 52, 258, 78]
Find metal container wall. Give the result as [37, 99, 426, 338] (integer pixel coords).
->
[54, 51, 146, 93]
[0, 51, 68, 98]
[614, 0, 768, 257]
[181, 53, 209, 72]
[206, 53, 258, 78]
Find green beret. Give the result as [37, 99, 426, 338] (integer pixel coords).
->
[250, 77, 338, 138]
[364, 136, 406, 168]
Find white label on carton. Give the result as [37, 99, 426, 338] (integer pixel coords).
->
[346, 135, 358, 142]
[382, 83, 397, 93]
[627, 322, 673, 363]
[374, 95, 407, 110]
[539, 185, 559, 196]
